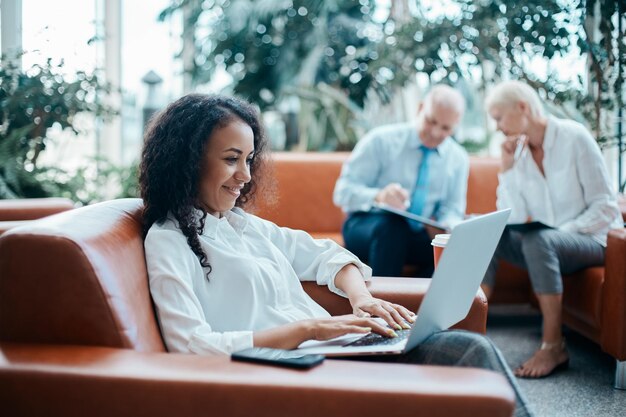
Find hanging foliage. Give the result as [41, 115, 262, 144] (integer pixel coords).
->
[160, 0, 624, 154]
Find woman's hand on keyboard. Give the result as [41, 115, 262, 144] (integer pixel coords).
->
[351, 296, 415, 331]
[305, 315, 395, 341]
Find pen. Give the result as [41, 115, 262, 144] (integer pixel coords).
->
[513, 135, 527, 162]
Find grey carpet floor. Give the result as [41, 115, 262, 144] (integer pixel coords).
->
[486, 304, 626, 417]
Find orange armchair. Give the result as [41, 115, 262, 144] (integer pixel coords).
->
[0, 198, 515, 417]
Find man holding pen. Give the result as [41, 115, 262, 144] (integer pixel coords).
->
[333, 85, 469, 277]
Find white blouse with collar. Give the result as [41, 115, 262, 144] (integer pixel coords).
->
[144, 208, 372, 355]
[497, 116, 622, 246]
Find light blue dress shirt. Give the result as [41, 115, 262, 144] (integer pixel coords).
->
[333, 122, 469, 227]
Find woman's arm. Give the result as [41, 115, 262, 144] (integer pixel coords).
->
[253, 265, 418, 349]
[557, 127, 621, 234]
[253, 314, 392, 349]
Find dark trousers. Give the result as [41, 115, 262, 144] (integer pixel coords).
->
[342, 212, 434, 277]
[341, 330, 534, 417]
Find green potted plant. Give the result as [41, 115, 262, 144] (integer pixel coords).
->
[0, 54, 116, 199]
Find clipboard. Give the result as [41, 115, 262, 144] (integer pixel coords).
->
[505, 221, 552, 232]
[373, 202, 448, 231]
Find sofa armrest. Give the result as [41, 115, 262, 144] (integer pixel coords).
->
[0, 343, 514, 417]
[0, 197, 74, 221]
[0, 220, 32, 236]
[302, 277, 488, 334]
[601, 228, 626, 360]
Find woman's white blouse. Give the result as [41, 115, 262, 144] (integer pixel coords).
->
[144, 208, 372, 355]
[497, 116, 622, 246]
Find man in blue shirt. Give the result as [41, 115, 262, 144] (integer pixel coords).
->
[333, 85, 469, 277]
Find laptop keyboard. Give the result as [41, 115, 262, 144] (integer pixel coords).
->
[346, 328, 411, 347]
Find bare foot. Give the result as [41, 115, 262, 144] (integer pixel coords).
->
[515, 340, 569, 378]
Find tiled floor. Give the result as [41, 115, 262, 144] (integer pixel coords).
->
[486, 304, 626, 417]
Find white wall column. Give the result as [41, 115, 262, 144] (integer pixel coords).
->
[1, 0, 23, 66]
[181, 0, 197, 93]
[100, 0, 123, 166]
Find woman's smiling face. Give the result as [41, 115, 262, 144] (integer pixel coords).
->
[198, 119, 254, 217]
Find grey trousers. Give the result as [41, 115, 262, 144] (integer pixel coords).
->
[483, 228, 605, 294]
[362, 330, 535, 417]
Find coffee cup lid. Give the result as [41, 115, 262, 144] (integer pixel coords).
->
[431, 233, 451, 247]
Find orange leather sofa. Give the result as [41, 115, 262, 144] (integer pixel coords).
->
[0, 198, 516, 417]
[254, 152, 626, 388]
[0, 197, 75, 235]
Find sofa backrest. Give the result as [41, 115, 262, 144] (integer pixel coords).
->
[466, 157, 499, 214]
[0, 198, 166, 352]
[254, 153, 502, 233]
[254, 152, 350, 232]
[0, 197, 75, 221]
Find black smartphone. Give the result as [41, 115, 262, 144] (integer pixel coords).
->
[231, 347, 325, 369]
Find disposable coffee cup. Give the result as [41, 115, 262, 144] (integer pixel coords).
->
[431, 234, 450, 269]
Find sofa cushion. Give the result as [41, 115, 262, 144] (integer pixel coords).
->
[488, 262, 533, 304]
[562, 267, 604, 342]
[466, 157, 499, 215]
[0, 198, 165, 352]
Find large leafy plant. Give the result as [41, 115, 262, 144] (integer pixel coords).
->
[0, 55, 116, 199]
[162, 0, 624, 187]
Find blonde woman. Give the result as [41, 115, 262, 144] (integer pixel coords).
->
[482, 80, 622, 378]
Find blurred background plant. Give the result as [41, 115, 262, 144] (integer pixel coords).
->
[0, 53, 120, 200]
[1, 0, 623, 201]
[160, 0, 624, 189]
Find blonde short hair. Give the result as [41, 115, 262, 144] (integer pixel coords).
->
[424, 84, 466, 117]
[485, 80, 545, 118]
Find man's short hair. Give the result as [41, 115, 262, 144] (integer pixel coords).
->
[424, 84, 466, 117]
[485, 80, 545, 118]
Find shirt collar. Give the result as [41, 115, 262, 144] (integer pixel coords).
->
[194, 207, 248, 239]
[543, 116, 557, 151]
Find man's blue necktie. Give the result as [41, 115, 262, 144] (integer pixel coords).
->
[408, 145, 433, 230]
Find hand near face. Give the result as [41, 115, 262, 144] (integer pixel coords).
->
[375, 183, 409, 210]
[501, 136, 520, 172]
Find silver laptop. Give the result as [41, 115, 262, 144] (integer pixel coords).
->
[293, 209, 511, 356]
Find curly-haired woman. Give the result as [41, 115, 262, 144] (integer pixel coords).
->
[140, 93, 533, 417]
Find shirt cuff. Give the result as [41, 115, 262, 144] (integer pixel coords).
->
[355, 188, 381, 212]
[188, 328, 254, 355]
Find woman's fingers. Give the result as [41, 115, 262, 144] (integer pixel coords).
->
[314, 317, 388, 341]
[395, 304, 415, 323]
[502, 137, 518, 154]
[361, 301, 407, 330]
[344, 316, 392, 337]
[389, 303, 416, 324]
[383, 304, 411, 329]
[374, 303, 411, 330]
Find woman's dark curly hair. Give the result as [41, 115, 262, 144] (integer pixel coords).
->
[139, 94, 269, 272]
